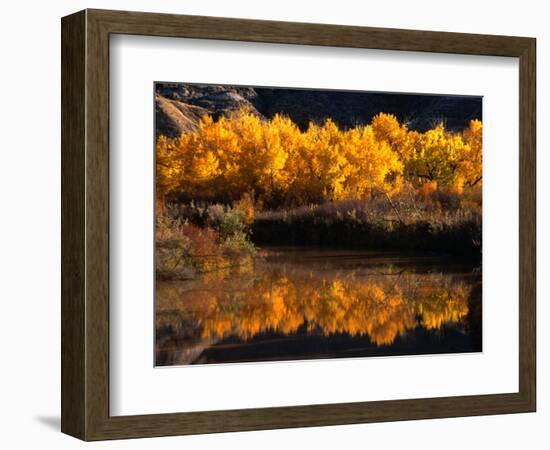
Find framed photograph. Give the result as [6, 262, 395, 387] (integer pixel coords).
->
[61, 9, 536, 440]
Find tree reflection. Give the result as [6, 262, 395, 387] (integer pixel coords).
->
[156, 260, 470, 348]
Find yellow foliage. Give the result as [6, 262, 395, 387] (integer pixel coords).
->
[409, 123, 467, 186]
[460, 119, 483, 186]
[371, 113, 416, 161]
[156, 109, 482, 206]
[233, 192, 256, 225]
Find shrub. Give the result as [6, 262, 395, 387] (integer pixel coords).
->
[233, 192, 256, 225]
[206, 204, 248, 241]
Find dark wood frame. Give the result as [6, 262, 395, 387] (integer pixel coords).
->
[61, 8, 536, 441]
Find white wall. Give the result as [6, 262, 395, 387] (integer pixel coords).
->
[0, 0, 547, 448]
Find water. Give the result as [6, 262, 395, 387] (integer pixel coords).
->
[155, 248, 481, 366]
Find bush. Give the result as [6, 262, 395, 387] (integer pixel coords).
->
[252, 194, 481, 258]
[156, 204, 258, 280]
[206, 203, 252, 243]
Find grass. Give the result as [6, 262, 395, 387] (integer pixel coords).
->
[252, 185, 482, 258]
[157, 184, 482, 280]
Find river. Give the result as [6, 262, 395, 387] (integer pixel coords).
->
[155, 247, 481, 366]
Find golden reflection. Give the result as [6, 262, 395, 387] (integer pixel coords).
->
[156, 259, 470, 347]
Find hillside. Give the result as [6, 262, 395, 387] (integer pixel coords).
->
[155, 82, 482, 138]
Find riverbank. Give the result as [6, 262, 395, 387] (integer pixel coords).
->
[252, 205, 481, 257]
[157, 186, 482, 281]
[249, 189, 481, 259]
[155, 205, 257, 280]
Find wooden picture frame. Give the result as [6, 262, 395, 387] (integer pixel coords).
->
[61, 8, 536, 441]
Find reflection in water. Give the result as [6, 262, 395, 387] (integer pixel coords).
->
[156, 249, 481, 366]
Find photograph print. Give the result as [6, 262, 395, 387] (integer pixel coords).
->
[154, 83, 482, 366]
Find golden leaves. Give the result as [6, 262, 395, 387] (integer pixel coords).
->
[156, 110, 482, 206]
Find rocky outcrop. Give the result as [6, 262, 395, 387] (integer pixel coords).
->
[155, 83, 482, 138]
[155, 94, 209, 136]
[155, 84, 263, 138]
[250, 88, 481, 132]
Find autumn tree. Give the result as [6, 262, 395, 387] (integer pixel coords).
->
[340, 125, 403, 198]
[459, 119, 483, 187]
[156, 109, 482, 207]
[408, 123, 469, 188]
